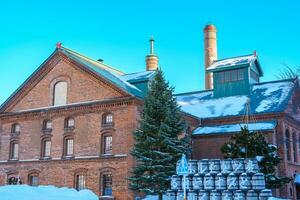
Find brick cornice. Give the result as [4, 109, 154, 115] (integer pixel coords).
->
[0, 96, 142, 120]
[0, 154, 128, 165]
[201, 112, 285, 125]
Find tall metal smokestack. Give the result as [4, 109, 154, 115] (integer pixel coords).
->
[204, 24, 217, 90]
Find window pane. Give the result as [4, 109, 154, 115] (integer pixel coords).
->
[44, 141, 51, 157]
[231, 70, 237, 81]
[224, 71, 230, 82]
[68, 119, 75, 127]
[106, 114, 113, 123]
[12, 143, 18, 159]
[286, 130, 291, 161]
[46, 121, 52, 129]
[103, 174, 112, 196]
[66, 139, 74, 155]
[104, 136, 112, 154]
[238, 69, 244, 80]
[76, 175, 85, 190]
[15, 124, 20, 132]
[54, 82, 68, 106]
[30, 176, 39, 186]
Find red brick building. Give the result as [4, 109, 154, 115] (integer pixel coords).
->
[175, 25, 300, 199]
[0, 41, 201, 199]
[1, 25, 299, 200]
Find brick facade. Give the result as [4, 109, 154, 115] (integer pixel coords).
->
[192, 112, 300, 199]
[0, 54, 142, 200]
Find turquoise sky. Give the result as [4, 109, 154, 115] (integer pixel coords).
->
[0, 0, 300, 105]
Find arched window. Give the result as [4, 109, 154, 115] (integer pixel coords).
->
[10, 141, 19, 160]
[42, 120, 52, 131]
[74, 169, 87, 191]
[65, 118, 75, 129]
[286, 129, 291, 161]
[101, 133, 112, 155]
[102, 113, 113, 126]
[41, 137, 51, 158]
[293, 132, 298, 162]
[100, 171, 113, 196]
[28, 170, 40, 186]
[11, 123, 20, 134]
[53, 81, 68, 106]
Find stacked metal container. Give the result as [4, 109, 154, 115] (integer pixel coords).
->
[168, 158, 273, 200]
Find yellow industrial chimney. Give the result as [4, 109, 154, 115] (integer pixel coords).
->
[146, 37, 158, 71]
[204, 24, 217, 90]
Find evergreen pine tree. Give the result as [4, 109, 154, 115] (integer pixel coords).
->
[221, 126, 291, 189]
[130, 70, 190, 199]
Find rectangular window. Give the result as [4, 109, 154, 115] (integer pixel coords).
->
[76, 175, 85, 190]
[102, 174, 112, 196]
[44, 141, 51, 157]
[238, 69, 244, 81]
[104, 136, 112, 154]
[231, 69, 238, 81]
[66, 139, 74, 156]
[30, 176, 39, 186]
[12, 143, 18, 159]
[218, 72, 224, 83]
[224, 71, 230, 82]
[68, 119, 75, 128]
[46, 121, 52, 130]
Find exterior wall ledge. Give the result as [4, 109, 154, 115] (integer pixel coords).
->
[0, 154, 128, 164]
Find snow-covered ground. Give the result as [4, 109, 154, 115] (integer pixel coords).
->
[0, 185, 98, 200]
[142, 195, 288, 200]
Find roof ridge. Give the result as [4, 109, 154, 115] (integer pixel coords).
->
[213, 53, 254, 63]
[254, 78, 296, 85]
[60, 47, 124, 75]
[123, 70, 156, 76]
[174, 89, 213, 96]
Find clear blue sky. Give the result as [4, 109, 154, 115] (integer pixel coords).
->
[1, 0, 300, 105]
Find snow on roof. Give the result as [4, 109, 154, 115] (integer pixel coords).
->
[176, 79, 295, 119]
[120, 71, 156, 83]
[207, 54, 256, 71]
[60, 47, 144, 98]
[193, 121, 277, 135]
[0, 185, 98, 200]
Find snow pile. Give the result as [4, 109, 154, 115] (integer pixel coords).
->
[193, 121, 276, 135]
[0, 185, 98, 200]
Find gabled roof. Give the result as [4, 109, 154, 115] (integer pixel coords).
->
[0, 46, 153, 112]
[207, 54, 263, 76]
[120, 71, 156, 83]
[59, 47, 144, 98]
[176, 79, 296, 119]
[193, 120, 277, 135]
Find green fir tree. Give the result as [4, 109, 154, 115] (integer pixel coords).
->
[129, 70, 190, 200]
[221, 126, 291, 189]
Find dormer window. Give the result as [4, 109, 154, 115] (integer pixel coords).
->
[43, 120, 52, 132]
[102, 113, 113, 126]
[65, 118, 75, 129]
[11, 124, 20, 134]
